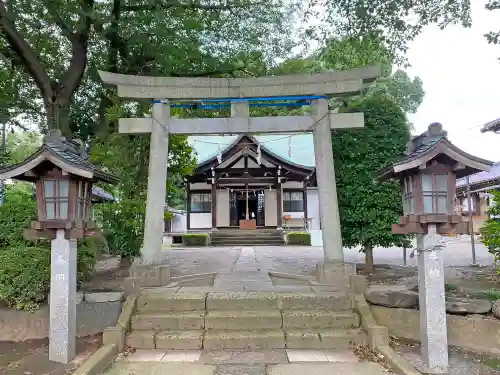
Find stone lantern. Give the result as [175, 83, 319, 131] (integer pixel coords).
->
[0, 129, 118, 364]
[377, 122, 492, 374]
[0, 130, 118, 240]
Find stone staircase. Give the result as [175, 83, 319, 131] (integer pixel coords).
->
[210, 229, 285, 247]
[126, 291, 367, 350]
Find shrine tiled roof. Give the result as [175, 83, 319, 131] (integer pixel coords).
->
[377, 123, 493, 181]
[481, 117, 500, 133]
[0, 130, 118, 184]
[456, 162, 500, 190]
[191, 134, 316, 167]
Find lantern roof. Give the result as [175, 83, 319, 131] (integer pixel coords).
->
[0, 129, 118, 184]
[377, 122, 493, 181]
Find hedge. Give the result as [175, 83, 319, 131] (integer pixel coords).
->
[286, 231, 311, 246]
[0, 236, 101, 312]
[183, 233, 210, 247]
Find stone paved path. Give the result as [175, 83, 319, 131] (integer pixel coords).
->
[104, 349, 390, 374]
[213, 247, 277, 292]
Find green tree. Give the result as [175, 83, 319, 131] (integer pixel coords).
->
[333, 95, 412, 271]
[322, 0, 472, 63]
[480, 190, 500, 273]
[0, 0, 297, 135]
[3, 131, 42, 164]
[316, 36, 425, 114]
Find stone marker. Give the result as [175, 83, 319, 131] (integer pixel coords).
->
[417, 225, 448, 374]
[49, 230, 77, 364]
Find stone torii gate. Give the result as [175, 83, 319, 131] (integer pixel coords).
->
[99, 67, 379, 285]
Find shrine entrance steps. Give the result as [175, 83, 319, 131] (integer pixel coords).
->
[126, 291, 366, 351]
[210, 229, 285, 247]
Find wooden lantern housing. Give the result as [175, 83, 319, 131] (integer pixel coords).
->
[377, 123, 493, 235]
[0, 130, 118, 239]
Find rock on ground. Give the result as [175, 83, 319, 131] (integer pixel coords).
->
[365, 289, 419, 308]
[445, 299, 492, 315]
[492, 300, 500, 319]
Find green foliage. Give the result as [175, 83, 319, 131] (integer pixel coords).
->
[333, 95, 412, 252]
[286, 232, 311, 246]
[91, 131, 197, 261]
[0, 183, 37, 248]
[322, 1, 471, 63]
[182, 233, 210, 247]
[0, 237, 99, 311]
[77, 236, 101, 284]
[0, 182, 100, 310]
[480, 190, 500, 272]
[96, 199, 146, 260]
[4, 131, 42, 164]
[0, 245, 50, 311]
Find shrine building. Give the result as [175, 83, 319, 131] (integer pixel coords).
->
[185, 134, 321, 232]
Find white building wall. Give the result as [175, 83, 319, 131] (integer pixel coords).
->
[306, 188, 323, 246]
[190, 213, 212, 229]
[171, 213, 187, 232]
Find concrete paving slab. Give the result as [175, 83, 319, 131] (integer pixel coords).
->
[214, 364, 266, 375]
[267, 362, 390, 375]
[103, 362, 217, 375]
[286, 349, 328, 362]
[199, 350, 289, 364]
[161, 350, 202, 362]
[121, 349, 165, 362]
[324, 350, 360, 363]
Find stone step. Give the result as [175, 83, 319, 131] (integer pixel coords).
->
[203, 329, 285, 350]
[131, 311, 206, 331]
[211, 238, 284, 243]
[213, 230, 283, 235]
[126, 330, 203, 350]
[136, 292, 206, 312]
[136, 291, 353, 312]
[282, 310, 360, 329]
[211, 235, 284, 239]
[206, 292, 352, 311]
[285, 328, 367, 349]
[210, 243, 284, 247]
[125, 327, 366, 350]
[205, 310, 282, 330]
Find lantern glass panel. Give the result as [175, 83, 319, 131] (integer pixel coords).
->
[421, 174, 449, 214]
[43, 179, 69, 220]
[402, 176, 415, 214]
[77, 181, 91, 220]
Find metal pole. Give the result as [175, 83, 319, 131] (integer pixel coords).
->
[466, 176, 477, 265]
[0, 122, 6, 206]
[403, 246, 407, 266]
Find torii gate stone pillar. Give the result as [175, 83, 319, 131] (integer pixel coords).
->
[99, 67, 379, 287]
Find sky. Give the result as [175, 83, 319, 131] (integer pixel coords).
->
[406, 0, 499, 162]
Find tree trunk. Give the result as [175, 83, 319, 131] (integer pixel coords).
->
[364, 244, 374, 273]
[0, 1, 92, 136]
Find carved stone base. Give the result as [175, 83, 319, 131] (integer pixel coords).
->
[314, 261, 355, 290]
[130, 263, 171, 288]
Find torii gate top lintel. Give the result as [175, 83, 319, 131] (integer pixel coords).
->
[98, 65, 380, 100]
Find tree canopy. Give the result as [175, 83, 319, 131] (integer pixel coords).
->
[333, 95, 412, 270]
